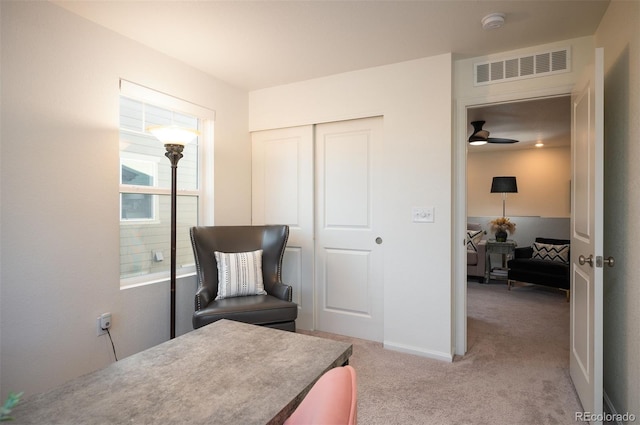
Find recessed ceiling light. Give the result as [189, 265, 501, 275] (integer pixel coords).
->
[482, 13, 505, 30]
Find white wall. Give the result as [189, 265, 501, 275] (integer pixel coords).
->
[468, 216, 570, 250]
[250, 55, 454, 360]
[595, 0, 640, 418]
[468, 146, 571, 218]
[0, 1, 250, 398]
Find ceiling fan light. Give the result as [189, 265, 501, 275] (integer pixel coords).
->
[469, 140, 487, 146]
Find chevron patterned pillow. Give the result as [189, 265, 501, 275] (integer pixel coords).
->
[532, 242, 570, 264]
[466, 229, 484, 252]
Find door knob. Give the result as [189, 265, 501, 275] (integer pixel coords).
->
[601, 256, 615, 267]
[578, 254, 594, 267]
[375, 237, 383, 245]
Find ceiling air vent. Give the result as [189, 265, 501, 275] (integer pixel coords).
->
[474, 47, 570, 86]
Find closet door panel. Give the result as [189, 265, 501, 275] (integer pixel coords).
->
[315, 117, 384, 342]
[252, 126, 314, 330]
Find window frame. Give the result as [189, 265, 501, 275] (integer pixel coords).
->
[119, 80, 215, 288]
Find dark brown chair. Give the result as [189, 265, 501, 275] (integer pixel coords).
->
[190, 225, 297, 331]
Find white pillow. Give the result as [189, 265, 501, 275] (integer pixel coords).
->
[214, 250, 267, 300]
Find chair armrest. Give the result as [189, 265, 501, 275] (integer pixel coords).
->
[267, 281, 293, 302]
[195, 285, 214, 311]
[477, 240, 487, 257]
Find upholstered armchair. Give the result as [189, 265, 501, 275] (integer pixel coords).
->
[190, 225, 298, 331]
[467, 223, 487, 282]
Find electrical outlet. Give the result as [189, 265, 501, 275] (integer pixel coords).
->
[96, 312, 112, 336]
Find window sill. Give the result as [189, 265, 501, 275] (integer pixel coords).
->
[120, 268, 196, 290]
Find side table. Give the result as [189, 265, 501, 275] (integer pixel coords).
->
[484, 239, 516, 282]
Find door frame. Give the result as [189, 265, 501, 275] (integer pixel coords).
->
[453, 85, 574, 355]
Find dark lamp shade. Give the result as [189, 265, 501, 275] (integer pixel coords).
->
[490, 176, 518, 193]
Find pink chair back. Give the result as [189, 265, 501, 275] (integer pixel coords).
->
[284, 365, 357, 425]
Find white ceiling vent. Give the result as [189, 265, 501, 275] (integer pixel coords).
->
[474, 47, 570, 86]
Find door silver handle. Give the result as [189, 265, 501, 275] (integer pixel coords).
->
[579, 254, 594, 267]
[598, 256, 615, 267]
[375, 237, 383, 245]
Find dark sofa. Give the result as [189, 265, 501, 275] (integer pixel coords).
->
[507, 237, 570, 300]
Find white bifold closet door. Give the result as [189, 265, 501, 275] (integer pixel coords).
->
[252, 117, 383, 341]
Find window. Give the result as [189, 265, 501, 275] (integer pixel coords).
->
[121, 158, 157, 221]
[119, 80, 214, 286]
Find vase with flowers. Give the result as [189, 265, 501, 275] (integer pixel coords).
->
[490, 217, 516, 242]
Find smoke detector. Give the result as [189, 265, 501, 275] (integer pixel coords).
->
[482, 13, 505, 30]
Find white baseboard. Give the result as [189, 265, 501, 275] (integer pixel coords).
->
[383, 341, 453, 362]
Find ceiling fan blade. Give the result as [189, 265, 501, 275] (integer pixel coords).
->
[487, 137, 519, 144]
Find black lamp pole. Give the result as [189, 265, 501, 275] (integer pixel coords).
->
[149, 125, 197, 340]
[164, 143, 184, 340]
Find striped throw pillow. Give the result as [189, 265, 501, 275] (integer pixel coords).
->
[214, 250, 267, 300]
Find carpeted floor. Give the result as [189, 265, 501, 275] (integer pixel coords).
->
[301, 281, 587, 425]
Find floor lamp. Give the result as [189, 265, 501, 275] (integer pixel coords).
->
[490, 176, 518, 217]
[148, 125, 199, 339]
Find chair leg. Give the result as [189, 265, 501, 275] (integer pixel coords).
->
[507, 279, 513, 290]
[564, 289, 570, 302]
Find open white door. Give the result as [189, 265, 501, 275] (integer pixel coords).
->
[570, 48, 604, 423]
[252, 126, 315, 330]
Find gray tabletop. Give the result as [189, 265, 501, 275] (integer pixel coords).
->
[12, 319, 352, 425]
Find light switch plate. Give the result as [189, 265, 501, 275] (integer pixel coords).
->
[412, 206, 435, 223]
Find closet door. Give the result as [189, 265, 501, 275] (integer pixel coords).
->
[252, 126, 314, 330]
[315, 117, 384, 342]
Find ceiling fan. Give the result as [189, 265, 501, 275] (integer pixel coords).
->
[468, 120, 519, 145]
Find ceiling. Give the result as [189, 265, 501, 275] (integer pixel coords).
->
[53, 0, 609, 91]
[467, 95, 571, 152]
[52, 0, 605, 150]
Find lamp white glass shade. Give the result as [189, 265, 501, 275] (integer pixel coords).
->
[147, 125, 199, 146]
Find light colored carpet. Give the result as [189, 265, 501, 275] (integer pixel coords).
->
[301, 281, 587, 425]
